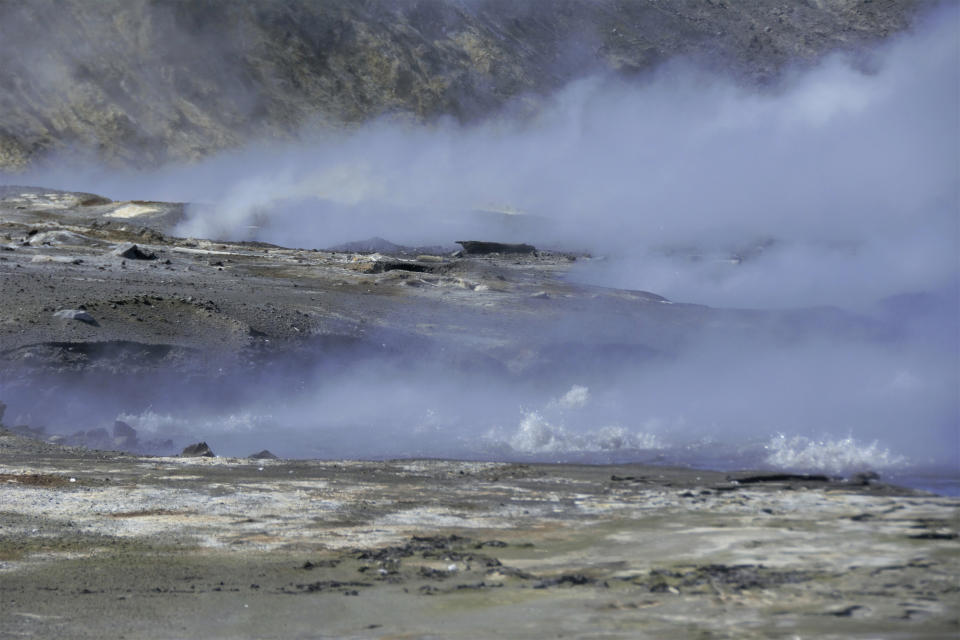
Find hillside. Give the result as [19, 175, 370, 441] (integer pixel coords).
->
[0, 0, 927, 169]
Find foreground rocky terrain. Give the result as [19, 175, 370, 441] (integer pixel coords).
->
[1, 427, 957, 639]
[0, 0, 929, 169]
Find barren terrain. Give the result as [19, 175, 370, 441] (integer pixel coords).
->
[2, 429, 958, 639]
[1, 187, 957, 638]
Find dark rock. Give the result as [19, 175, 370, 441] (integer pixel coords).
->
[456, 241, 537, 255]
[82, 427, 112, 449]
[293, 580, 371, 593]
[730, 473, 831, 485]
[249, 449, 279, 459]
[112, 420, 137, 439]
[534, 573, 595, 588]
[180, 441, 215, 457]
[112, 420, 139, 448]
[78, 194, 112, 206]
[53, 309, 98, 325]
[330, 237, 404, 254]
[0, 400, 5, 425]
[826, 605, 867, 617]
[111, 243, 156, 260]
[908, 532, 958, 540]
[0, 2, 923, 171]
[850, 471, 880, 485]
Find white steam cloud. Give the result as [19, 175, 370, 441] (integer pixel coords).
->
[6, 7, 958, 480]
[26, 6, 957, 310]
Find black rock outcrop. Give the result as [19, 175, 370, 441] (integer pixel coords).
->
[181, 442, 215, 458]
[111, 243, 157, 260]
[457, 241, 537, 255]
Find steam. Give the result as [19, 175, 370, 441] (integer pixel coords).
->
[3, 7, 958, 479]
[23, 5, 954, 309]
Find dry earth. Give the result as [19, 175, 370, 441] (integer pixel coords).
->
[1, 428, 958, 639]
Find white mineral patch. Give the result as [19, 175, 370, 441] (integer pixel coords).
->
[106, 203, 160, 219]
[31, 255, 79, 264]
[27, 230, 97, 246]
[14, 193, 76, 209]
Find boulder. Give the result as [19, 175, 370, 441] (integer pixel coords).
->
[181, 441, 215, 457]
[456, 241, 536, 255]
[112, 420, 139, 448]
[111, 243, 156, 260]
[53, 309, 98, 325]
[112, 420, 137, 439]
[249, 449, 279, 460]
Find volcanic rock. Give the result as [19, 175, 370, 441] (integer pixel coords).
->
[249, 449, 279, 460]
[53, 309, 98, 325]
[112, 420, 139, 448]
[82, 428, 111, 449]
[457, 241, 537, 255]
[181, 442, 215, 458]
[112, 421, 137, 440]
[0, 1, 924, 170]
[111, 243, 156, 260]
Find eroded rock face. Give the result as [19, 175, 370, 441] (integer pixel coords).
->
[112, 420, 139, 449]
[456, 241, 537, 255]
[0, 0, 926, 169]
[181, 442, 215, 457]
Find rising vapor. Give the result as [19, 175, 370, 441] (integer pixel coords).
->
[6, 4, 958, 479]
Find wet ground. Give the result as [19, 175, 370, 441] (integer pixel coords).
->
[1, 429, 957, 639]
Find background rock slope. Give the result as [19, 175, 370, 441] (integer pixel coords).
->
[0, 0, 926, 169]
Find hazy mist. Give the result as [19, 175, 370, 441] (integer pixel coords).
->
[4, 5, 957, 477]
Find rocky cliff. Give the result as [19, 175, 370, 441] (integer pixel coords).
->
[0, 0, 927, 170]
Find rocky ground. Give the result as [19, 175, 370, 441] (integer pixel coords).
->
[1, 428, 957, 639]
[0, 187, 957, 638]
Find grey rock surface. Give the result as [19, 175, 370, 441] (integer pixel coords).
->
[181, 441, 215, 458]
[53, 309, 98, 325]
[111, 243, 157, 260]
[0, 0, 929, 169]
